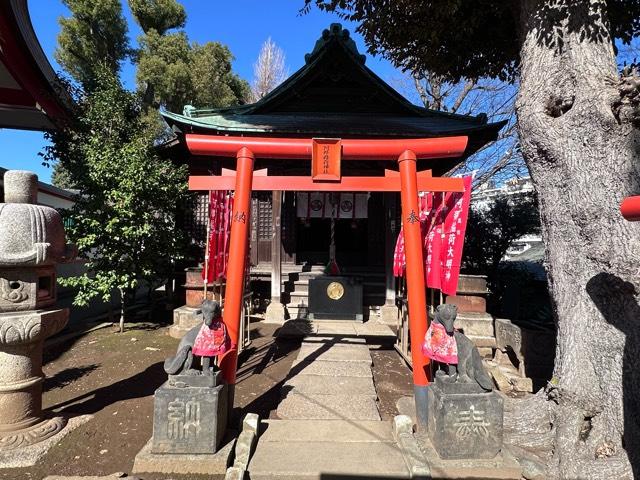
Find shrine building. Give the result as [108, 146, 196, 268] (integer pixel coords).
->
[163, 23, 503, 324]
[162, 24, 504, 408]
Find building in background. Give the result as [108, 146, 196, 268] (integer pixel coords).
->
[472, 176, 535, 211]
[0, 0, 72, 130]
[0, 166, 76, 209]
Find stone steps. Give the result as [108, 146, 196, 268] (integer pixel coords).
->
[276, 319, 396, 339]
[248, 420, 410, 480]
[276, 337, 382, 422]
[277, 392, 380, 420]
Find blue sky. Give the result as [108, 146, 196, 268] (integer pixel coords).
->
[2, 1, 402, 183]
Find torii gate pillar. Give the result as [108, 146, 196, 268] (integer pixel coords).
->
[398, 150, 432, 430]
[219, 148, 255, 400]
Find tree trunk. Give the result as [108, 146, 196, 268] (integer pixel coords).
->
[119, 287, 126, 334]
[514, 1, 640, 478]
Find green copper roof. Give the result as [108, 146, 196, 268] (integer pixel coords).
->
[161, 23, 504, 149]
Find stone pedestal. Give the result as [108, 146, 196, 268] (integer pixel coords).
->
[0, 309, 69, 451]
[379, 304, 399, 325]
[151, 373, 228, 455]
[264, 301, 286, 324]
[0, 170, 77, 457]
[169, 305, 202, 339]
[427, 375, 503, 460]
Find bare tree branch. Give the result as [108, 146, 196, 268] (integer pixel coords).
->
[250, 37, 288, 102]
[451, 79, 476, 113]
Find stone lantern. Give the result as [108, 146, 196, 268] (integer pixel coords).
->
[0, 170, 76, 451]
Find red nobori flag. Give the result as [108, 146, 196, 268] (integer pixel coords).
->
[424, 192, 445, 289]
[439, 176, 472, 295]
[203, 191, 234, 283]
[393, 193, 432, 277]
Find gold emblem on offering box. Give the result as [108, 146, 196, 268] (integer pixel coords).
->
[326, 281, 344, 300]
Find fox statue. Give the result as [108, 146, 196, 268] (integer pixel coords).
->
[164, 300, 229, 376]
[423, 303, 493, 392]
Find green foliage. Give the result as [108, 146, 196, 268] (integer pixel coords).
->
[136, 30, 250, 112]
[43, 70, 188, 307]
[305, 1, 640, 82]
[51, 162, 76, 190]
[49, 0, 246, 320]
[55, 0, 130, 90]
[462, 193, 541, 276]
[129, 0, 186, 34]
[189, 42, 251, 108]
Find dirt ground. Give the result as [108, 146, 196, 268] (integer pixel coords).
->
[0, 314, 413, 480]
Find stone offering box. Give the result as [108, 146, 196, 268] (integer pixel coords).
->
[427, 374, 503, 460]
[151, 371, 228, 455]
[308, 275, 363, 321]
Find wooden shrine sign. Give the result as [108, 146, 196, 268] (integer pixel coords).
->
[311, 138, 341, 181]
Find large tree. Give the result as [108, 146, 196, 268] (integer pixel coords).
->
[131, 1, 250, 112]
[55, 0, 129, 90]
[306, 1, 640, 478]
[51, 0, 189, 332]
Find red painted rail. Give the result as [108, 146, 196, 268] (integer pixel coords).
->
[621, 196, 640, 222]
[185, 134, 468, 160]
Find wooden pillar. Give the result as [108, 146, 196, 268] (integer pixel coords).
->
[219, 147, 254, 386]
[398, 149, 431, 431]
[380, 193, 398, 324]
[265, 191, 287, 323]
[271, 190, 282, 302]
[384, 193, 397, 306]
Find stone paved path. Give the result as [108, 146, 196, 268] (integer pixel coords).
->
[249, 321, 411, 479]
[277, 336, 380, 421]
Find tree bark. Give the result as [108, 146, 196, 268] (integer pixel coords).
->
[118, 287, 126, 334]
[514, 1, 640, 478]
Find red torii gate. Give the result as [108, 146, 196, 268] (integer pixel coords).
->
[187, 133, 467, 428]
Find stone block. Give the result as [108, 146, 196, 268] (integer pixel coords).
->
[276, 319, 317, 338]
[248, 439, 409, 479]
[495, 318, 523, 353]
[233, 429, 257, 470]
[456, 275, 488, 295]
[225, 466, 246, 480]
[478, 347, 494, 358]
[243, 413, 260, 434]
[489, 366, 512, 393]
[296, 343, 371, 364]
[170, 305, 202, 339]
[284, 374, 376, 396]
[264, 302, 286, 324]
[277, 392, 380, 420]
[291, 360, 373, 377]
[466, 334, 497, 348]
[133, 435, 235, 475]
[446, 294, 486, 313]
[502, 370, 533, 393]
[258, 419, 393, 443]
[454, 312, 494, 337]
[379, 304, 399, 325]
[392, 414, 414, 440]
[393, 416, 431, 480]
[418, 433, 522, 479]
[151, 381, 228, 455]
[427, 378, 503, 460]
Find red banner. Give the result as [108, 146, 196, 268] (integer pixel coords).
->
[393, 193, 431, 277]
[394, 176, 472, 297]
[438, 176, 472, 295]
[424, 192, 444, 290]
[203, 191, 234, 283]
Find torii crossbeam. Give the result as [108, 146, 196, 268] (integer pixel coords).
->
[186, 133, 466, 429]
